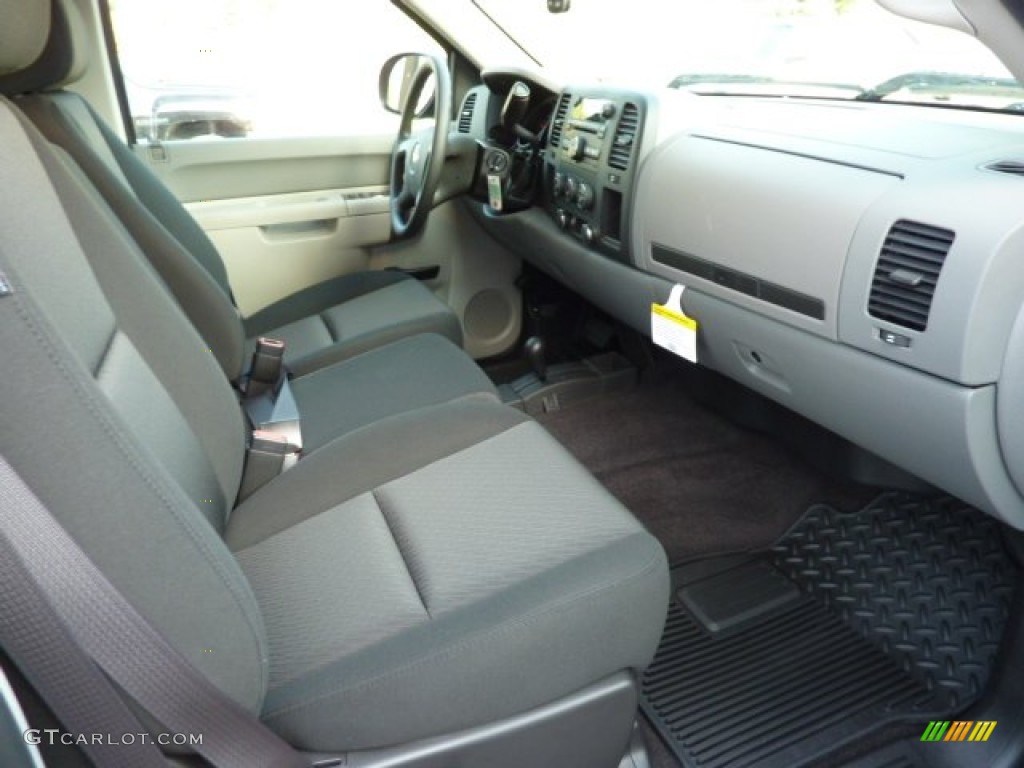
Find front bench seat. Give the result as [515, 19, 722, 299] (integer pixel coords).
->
[0, 0, 462, 382]
[0, 81, 669, 768]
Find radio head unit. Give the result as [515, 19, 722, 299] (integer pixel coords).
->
[560, 96, 619, 165]
[569, 97, 617, 129]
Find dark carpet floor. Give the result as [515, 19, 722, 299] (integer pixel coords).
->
[537, 373, 879, 768]
[537, 375, 873, 565]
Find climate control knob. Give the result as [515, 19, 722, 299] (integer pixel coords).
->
[577, 182, 594, 210]
[581, 223, 596, 244]
[556, 209, 569, 229]
[564, 176, 578, 203]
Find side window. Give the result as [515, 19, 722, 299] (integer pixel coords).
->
[108, 0, 445, 142]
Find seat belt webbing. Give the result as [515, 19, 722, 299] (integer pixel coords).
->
[0, 456, 309, 768]
[0, 517, 165, 768]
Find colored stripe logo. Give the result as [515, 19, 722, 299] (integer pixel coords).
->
[921, 721, 997, 742]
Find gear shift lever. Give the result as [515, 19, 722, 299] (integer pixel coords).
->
[524, 336, 547, 382]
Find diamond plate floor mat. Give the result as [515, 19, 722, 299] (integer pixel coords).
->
[640, 494, 1017, 768]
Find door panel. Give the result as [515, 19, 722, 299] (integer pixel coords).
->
[139, 136, 392, 315]
[187, 188, 390, 318]
[137, 135, 393, 202]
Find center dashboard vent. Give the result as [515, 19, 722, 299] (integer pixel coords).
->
[549, 93, 571, 148]
[867, 219, 955, 332]
[458, 92, 477, 133]
[608, 102, 639, 171]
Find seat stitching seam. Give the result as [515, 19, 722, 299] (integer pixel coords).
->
[319, 313, 338, 342]
[371, 489, 432, 620]
[231, 415, 532, 552]
[262, 540, 664, 718]
[91, 325, 119, 377]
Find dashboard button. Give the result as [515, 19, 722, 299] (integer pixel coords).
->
[553, 172, 565, 197]
[567, 135, 586, 161]
[879, 329, 911, 348]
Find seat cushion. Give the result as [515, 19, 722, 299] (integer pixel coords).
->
[227, 400, 669, 752]
[245, 271, 463, 377]
[290, 333, 498, 454]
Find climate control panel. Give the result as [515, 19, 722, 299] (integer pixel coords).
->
[544, 88, 646, 264]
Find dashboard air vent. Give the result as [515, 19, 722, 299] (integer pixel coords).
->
[985, 159, 1024, 176]
[608, 102, 639, 171]
[458, 92, 477, 133]
[549, 92, 571, 148]
[867, 219, 955, 332]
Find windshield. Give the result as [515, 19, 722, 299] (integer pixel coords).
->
[473, 0, 1024, 112]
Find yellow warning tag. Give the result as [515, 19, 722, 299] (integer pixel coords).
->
[651, 285, 698, 363]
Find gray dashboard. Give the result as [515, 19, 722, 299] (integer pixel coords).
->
[464, 75, 1024, 530]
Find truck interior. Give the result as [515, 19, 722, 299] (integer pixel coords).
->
[2, 1, 1024, 767]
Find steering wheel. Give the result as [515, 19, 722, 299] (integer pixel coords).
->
[388, 54, 452, 239]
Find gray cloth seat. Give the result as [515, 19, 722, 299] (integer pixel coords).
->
[29, 91, 501, 460]
[0, 25, 670, 766]
[1, 0, 463, 382]
[289, 332, 498, 454]
[226, 400, 668, 751]
[243, 270, 463, 379]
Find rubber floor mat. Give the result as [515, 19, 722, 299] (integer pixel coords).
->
[640, 494, 1016, 768]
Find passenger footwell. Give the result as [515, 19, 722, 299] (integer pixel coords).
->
[640, 494, 1016, 768]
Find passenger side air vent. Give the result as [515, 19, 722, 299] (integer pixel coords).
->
[608, 102, 639, 171]
[458, 92, 477, 133]
[549, 93, 571, 148]
[985, 159, 1024, 176]
[867, 220, 955, 332]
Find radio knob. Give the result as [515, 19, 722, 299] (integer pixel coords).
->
[564, 176, 578, 202]
[581, 223, 596, 244]
[556, 209, 569, 229]
[601, 102, 616, 119]
[577, 182, 594, 210]
[552, 172, 565, 198]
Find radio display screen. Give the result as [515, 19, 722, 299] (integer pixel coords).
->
[570, 97, 613, 124]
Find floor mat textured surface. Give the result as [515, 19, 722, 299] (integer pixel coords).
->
[640, 494, 1016, 768]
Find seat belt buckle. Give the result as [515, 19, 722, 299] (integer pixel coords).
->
[237, 430, 300, 502]
[245, 337, 285, 397]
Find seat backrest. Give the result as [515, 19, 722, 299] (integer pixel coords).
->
[0, 81, 267, 718]
[0, 0, 247, 380]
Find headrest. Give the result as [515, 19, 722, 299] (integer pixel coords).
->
[0, 0, 52, 76]
[0, 0, 88, 96]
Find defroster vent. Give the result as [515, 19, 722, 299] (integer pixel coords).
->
[457, 92, 477, 133]
[608, 102, 639, 171]
[868, 220, 955, 332]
